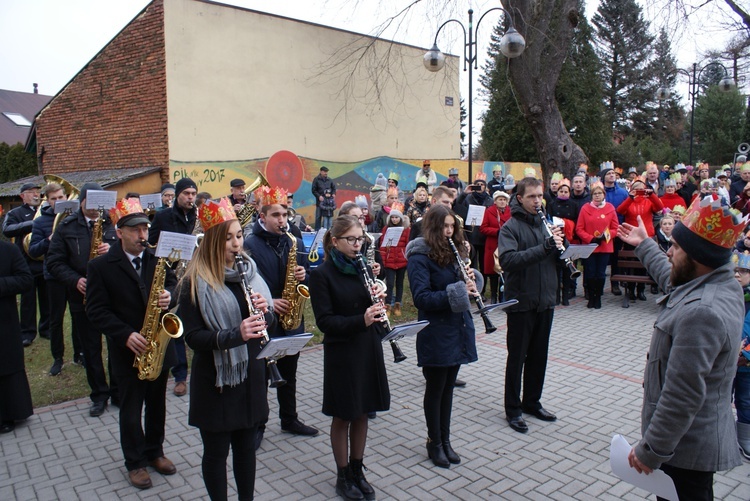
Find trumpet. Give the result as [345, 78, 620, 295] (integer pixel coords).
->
[235, 253, 286, 388]
[447, 238, 497, 334]
[354, 253, 406, 363]
[536, 208, 581, 279]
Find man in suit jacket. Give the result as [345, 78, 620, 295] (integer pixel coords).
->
[86, 200, 178, 490]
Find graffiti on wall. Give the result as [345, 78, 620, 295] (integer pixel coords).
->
[170, 151, 541, 221]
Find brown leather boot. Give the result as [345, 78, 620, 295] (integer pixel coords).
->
[128, 468, 152, 489]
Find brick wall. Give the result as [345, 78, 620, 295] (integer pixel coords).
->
[35, 0, 169, 182]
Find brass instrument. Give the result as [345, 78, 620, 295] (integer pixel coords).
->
[354, 253, 407, 363]
[89, 209, 104, 260]
[536, 208, 581, 279]
[236, 171, 270, 228]
[447, 237, 497, 334]
[235, 253, 286, 388]
[22, 175, 79, 260]
[279, 231, 310, 331]
[134, 246, 184, 381]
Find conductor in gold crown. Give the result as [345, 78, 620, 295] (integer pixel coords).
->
[85, 198, 178, 490]
[244, 185, 319, 447]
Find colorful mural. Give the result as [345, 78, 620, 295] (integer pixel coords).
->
[170, 152, 541, 222]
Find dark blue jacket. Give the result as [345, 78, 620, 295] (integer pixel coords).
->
[28, 204, 56, 279]
[148, 204, 196, 244]
[405, 238, 477, 368]
[605, 184, 629, 223]
[2, 203, 43, 275]
[244, 221, 309, 337]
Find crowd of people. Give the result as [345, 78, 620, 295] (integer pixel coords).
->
[0, 157, 749, 500]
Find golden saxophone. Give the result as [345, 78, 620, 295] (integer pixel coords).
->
[134, 246, 184, 381]
[89, 209, 104, 260]
[279, 231, 310, 331]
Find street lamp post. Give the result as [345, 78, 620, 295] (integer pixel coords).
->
[656, 61, 734, 166]
[424, 8, 525, 183]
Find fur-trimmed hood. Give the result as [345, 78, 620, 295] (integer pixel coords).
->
[405, 236, 430, 258]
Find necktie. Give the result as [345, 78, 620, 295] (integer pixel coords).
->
[132, 256, 142, 273]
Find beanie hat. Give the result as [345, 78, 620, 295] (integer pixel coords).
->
[80, 182, 103, 202]
[175, 177, 197, 197]
[161, 183, 175, 194]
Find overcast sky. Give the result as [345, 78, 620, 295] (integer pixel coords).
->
[0, 0, 738, 142]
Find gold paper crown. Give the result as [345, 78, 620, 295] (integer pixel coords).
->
[391, 202, 405, 213]
[523, 167, 537, 179]
[387, 186, 399, 197]
[254, 186, 288, 207]
[681, 196, 749, 249]
[614, 167, 623, 175]
[551, 172, 564, 181]
[388, 172, 400, 182]
[110, 198, 145, 226]
[198, 197, 237, 232]
[475, 172, 487, 181]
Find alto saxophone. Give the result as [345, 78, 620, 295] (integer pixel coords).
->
[279, 231, 311, 331]
[134, 247, 184, 381]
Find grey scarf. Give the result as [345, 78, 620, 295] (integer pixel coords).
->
[196, 257, 273, 388]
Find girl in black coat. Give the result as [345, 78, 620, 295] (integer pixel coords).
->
[178, 203, 273, 501]
[309, 215, 390, 501]
[405, 205, 478, 469]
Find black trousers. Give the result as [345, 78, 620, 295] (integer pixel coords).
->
[20, 273, 49, 342]
[658, 464, 714, 501]
[270, 352, 299, 425]
[199, 427, 257, 501]
[422, 365, 459, 443]
[47, 280, 82, 361]
[73, 309, 116, 403]
[170, 336, 188, 382]
[116, 368, 169, 471]
[504, 309, 554, 417]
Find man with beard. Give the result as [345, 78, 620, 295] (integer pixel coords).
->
[617, 197, 744, 501]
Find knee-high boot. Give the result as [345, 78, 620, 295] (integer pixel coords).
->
[586, 280, 595, 309]
[594, 278, 604, 309]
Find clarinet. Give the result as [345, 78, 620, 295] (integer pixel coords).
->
[234, 253, 286, 387]
[447, 238, 497, 334]
[354, 253, 407, 363]
[535, 208, 581, 279]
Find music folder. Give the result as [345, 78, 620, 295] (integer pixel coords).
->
[475, 298, 518, 315]
[257, 333, 314, 360]
[382, 320, 429, 343]
[560, 244, 597, 261]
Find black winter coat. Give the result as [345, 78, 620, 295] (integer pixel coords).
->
[46, 211, 117, 311]
[244, 222, 309, 337]
[548, 197, 579, 222]
[0, 242, 33, 376]
[148, 205, 196, 244]
[311, 175, 336, 204]
[497, 200, 561, 312]
[179, 278, 270, 432]
[2, 203, 42, 275]
[85, 242, 177, 378]
[28, 204, 55, 279]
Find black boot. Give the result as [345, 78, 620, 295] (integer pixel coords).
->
[594, 278, 604, 309]
[443, 441, 461, 464]
[426, 438, 450, 468]
[627, 285, 636, 301]
[636, 284, 647, 301]
[349, 458, 375, 500]
[586, 280, 595, 308]
[555, 286, 561, 305]
[336, 466, 364, 500]
[561, 289, 570, 306]
[611, 281, 622, 296]
[491, 294, 497, 304]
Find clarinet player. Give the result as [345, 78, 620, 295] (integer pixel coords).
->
[309, 215, 390, 501]
[178, 198, 272, 501]
[497, 177, 562, 433]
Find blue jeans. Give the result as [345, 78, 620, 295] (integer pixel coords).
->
[735, 370, 750, 424]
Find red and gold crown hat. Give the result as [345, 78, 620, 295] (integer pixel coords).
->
[254, 186, 288, 208]
[198, 197, 237, 232]
[475, 172, 487, 182]
[672, 195, 750, 269]
[110, 198, 150, 227]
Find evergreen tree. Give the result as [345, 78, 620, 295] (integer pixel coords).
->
[0, 142, 37, 183]
[692, 86, 746, 164]
[592, 0, 655, 136]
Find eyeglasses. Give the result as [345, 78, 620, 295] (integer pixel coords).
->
[735, 268, 750, 275]
[340, 236, 365, 245]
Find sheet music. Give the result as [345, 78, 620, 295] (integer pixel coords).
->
[609, 434, 677, 501]
[139, 193, 162, 211]
[257, 333, 314, 359]
[84, 190, 117, 210]
[54, 200, 79, 214]
[466, 205, 486, 226]
[382, 227, 404, 246]
[560, 244, 597, 261]
[155, 231, 197, 260]
[382, 320, 429, 342]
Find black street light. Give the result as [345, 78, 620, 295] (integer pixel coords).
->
[424, 8, 525, 183]
[656, 61, 734, 166]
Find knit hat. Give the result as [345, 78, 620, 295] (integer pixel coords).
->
[175, 177, 197, 197]
[389, 202, 404, 220]
[80, 182, 103, 201]
[671, 196, 749, 269]
[160, 183, 175, 194]
[504, 174, 515, 190]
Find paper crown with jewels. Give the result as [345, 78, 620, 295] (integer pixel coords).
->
[198, 197, 237, 232]
[110, 198, 149, 227]
[254, 186, 288, 207]
[664, 173, 681, 187]
[599, 161, 614, 174]
[733, 251, 750, 270]
[474, 172, 487, 181]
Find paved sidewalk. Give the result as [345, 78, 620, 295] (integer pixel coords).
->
[1, 290, 749, 500]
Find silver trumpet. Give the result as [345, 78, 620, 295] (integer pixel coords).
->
[536, 208, 581, 279]
[354, 253, 406, 363]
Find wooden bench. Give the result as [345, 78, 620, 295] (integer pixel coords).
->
[610, 249, 656, 308]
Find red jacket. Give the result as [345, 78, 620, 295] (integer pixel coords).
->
[379, 226, 410, 270]
[660, 192, 685, 212]
[616, 194, 664, 237]
[479, 205, 511, 275]
[576, 202, 619, 253]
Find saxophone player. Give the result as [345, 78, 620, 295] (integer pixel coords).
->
[244, 185, 319, 448]
[47, 183, 118, 418]
[85, 198, 178, 490]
